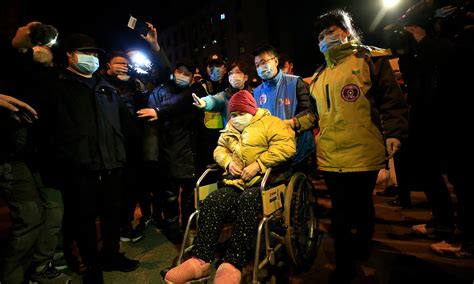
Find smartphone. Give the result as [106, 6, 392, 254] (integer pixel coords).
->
[127, 15, 150, 36]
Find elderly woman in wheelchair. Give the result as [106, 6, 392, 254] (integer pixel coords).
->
[164, 90, 296, 283]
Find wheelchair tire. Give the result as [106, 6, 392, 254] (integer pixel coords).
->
[283, 172, 320, 271]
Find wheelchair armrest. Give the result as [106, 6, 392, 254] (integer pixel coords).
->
[260, 168, 272, 191]
[260, 164, 292, 191]
[206, 164, 221, 170]
[196, 164, 223, 189]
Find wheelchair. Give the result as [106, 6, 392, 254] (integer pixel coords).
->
[175, 165, 321, 283]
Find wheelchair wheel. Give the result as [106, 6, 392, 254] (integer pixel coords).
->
[283, 172, 320, 271]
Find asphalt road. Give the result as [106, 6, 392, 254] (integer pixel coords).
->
[1, 176, 473, 283]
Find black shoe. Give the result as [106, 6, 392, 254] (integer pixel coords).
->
[120, 228, 144, 243]
[30, 262, 72, 283]
[377, 185, 399, 197]
[82, 266, 104, 284]
[386, 196, 412, 208]
[101, 252, 139, 272]
[136, 216, 153, 231]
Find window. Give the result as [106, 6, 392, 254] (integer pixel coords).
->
[220, 13, 226, 20]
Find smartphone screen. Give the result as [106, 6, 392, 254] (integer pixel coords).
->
[127, 15, 150, 36]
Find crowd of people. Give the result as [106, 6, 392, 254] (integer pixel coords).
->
[1, 1, 473, 283]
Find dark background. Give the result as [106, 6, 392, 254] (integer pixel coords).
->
[1, 0, 416, 76]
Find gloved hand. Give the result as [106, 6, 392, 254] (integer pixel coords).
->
[385, 137, 401, 160]
[192, 93, 206, 108]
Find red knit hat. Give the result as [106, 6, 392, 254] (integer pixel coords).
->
[228, 90, 258, 115]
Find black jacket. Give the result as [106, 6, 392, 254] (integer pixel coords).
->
[37, 69, 130, 179]
[144, 81, 207, 178]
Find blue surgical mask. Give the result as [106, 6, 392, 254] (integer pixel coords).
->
[174, 73, 191, 88]
[257, 64, 276, 80]
[75, 53, 99, 74]
[319, 33, 343, 53]
[209, 67, 225, 82]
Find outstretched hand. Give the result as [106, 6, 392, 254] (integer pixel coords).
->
[0, 94, 38, 123]
[137, 108, 158, 122]
[192, 93, 206, 108]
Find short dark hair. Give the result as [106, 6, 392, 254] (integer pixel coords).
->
[29, 23, 58, 46]
[252, 44, 279, 58]
[278, 53, 293, 68]
[314, 9, 361, 42]
[228, 60, 250, 75]
[105, 51, 130, 63]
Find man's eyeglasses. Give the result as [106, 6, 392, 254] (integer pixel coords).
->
[255, 57, 276, 68]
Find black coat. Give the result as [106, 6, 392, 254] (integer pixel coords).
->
[144, 81, 207, 178]
[37, 69, 131, 182]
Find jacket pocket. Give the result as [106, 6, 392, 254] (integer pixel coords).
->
[57, 135, 91, 167]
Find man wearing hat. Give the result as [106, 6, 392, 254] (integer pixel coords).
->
[165, 90, 296, 284]
[35, 33, 139, 283]
[205, 53, 228, 94]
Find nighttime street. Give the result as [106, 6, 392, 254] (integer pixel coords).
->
[3, 177, 469, 283]
[2, 0, 474, 283]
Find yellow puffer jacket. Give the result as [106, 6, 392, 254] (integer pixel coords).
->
[214, 108, 296, 189]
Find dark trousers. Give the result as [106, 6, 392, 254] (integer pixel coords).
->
[32, 174, 64, 268]
[322, 171, 378, 275]
[120, 164, 147, 228]
[152, 178, 195, 226]
[408, 143, 454, 229]
[393, 139, 411, 202]
[411, 160, 454, 229]
[192, 186, 262, 269]
[60, 169, 122, 266]
[449, 167, 473, 244]
[0, 160, 44, 284]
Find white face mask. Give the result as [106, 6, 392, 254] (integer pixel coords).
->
[74, 53, 100, 74]
[228, 73, 245, 90]
[174, 73, 191, 88]
[231, 113, 253, 132]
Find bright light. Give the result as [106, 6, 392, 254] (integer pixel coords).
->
[127, 51, 152, 74]
[383, 0, 400, 8]
[220, 13, 226, 20]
